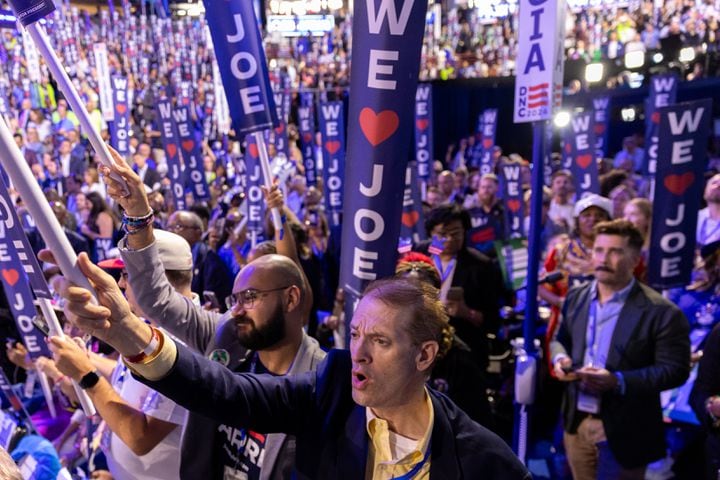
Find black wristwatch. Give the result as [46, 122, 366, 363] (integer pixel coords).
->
[78, 370, 101, 390]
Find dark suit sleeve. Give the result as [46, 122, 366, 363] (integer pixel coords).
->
[621, 304, 690, 395]
[139, 342, 317, 434]
[690, 324, 720, 429]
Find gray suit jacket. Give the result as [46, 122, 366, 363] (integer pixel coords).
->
[550, 281, 690, 468]
[120, 238, 327, 478]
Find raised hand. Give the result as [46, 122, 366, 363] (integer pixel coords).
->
[38, 250, 152, 358]
[100, 145, 152, 217]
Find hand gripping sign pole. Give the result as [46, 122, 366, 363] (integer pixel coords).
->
[8, 0, 129, 196]
[0, 116, 96, 417]
[512, 0, 566, 462]
[203, 0, 282, 234]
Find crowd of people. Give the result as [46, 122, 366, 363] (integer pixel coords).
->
[0, 1, 720, 480]
[425, 0, 720, 81]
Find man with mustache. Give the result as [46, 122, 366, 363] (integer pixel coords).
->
[551, 219, 690, 479]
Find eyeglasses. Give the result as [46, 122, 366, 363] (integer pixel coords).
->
[225, 286, 293, 311]
[168, 224, 200, 232]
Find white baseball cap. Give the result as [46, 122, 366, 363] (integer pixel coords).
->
[573, 193, 613, 219]
[154, 229, 193, 271]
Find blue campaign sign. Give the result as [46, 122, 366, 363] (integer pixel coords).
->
[591, 95, 610, 158]
[156, 100, 186, 211]
[643, 73, 678, 175]
[470, 113, 484, 168]
[649, 99, 712, 289]
[568, 111, 599, 197]
[499, 161, 524, 239]
[0, 174, 51, 299]
[0, 10, 16, 29]
[173, 106, 210, 200]
[271, 90, 290, 161]
[297, 105, 317, 187]
[338, 0, 428, 299]
[7, 0, 54, 26]
[243, 135, 266, 236]
[414, 84, 432, 180]
[318, 101, 345, 227]
[203, 0, 278, 135]
[478, 108, 498, 175]
[0, 217, 52, 360]
[399, 160, 426, 246]
[111, 76, 131, 156]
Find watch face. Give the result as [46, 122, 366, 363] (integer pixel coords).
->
[79, 370, 100, 389]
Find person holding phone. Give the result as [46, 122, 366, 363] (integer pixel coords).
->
[551, 220, 690, 479]
[414, 204, 506, 370]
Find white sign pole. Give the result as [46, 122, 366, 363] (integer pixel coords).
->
[512, 0, 566, 462]
[0, 115, 96, 417]
[24, 23, 128, 195]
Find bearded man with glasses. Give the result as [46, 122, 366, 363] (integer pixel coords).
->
[75, 147, 327, 480]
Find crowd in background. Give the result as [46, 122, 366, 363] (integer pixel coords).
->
[0, 0, 720, 479]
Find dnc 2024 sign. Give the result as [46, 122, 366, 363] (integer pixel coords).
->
[513, 0, 565, 123]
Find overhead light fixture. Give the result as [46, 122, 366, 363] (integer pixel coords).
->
[679, 47, 696, 63]
[553, 111, 571, 128]
[186, 4, 204, 16]
[584, 63, 604, 83]
[624, 51, 644, 69]
[652, 52, 663, 63]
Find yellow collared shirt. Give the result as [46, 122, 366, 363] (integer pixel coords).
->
[365, 389, 434, 480]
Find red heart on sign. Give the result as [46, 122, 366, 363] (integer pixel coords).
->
[651, 111, 660, 124]
[325, 140, 341, 155]
[182, 140, 195, 153]
[116, 104, 127, 115]
[2, 269, 19, 287]
[402, 210, 420, 228]
[576, 154, 593, 169]
[416, 119, 429, 131]
[507, 199, 521, 213]
[663, 172, 695, 196]
[594, 124, 605, 135]
[248, 143, 259, 158]
[303, 133, 313, 144]
[275, 124, 285, 134]
[166, 144, 177, 158]
[483, 138, 493, 149]
[359, 107, 399, 147]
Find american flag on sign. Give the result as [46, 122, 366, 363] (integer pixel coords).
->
[526, 83, 549, 109]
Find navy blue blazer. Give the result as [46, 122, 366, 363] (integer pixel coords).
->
[553, 281, 690, 468]
[141, 345, 530, 479]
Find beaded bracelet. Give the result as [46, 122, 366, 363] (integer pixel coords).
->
[122, 213, 154, 235]
[122, 210, 154, 227]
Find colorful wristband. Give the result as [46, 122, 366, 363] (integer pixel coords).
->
[125, 327, 161, 364]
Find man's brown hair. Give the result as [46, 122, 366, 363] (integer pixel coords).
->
[363, 278, 452, 366]
[593, 219, 644, 251]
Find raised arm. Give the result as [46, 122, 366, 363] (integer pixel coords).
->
[41, 250, 318, 435]
[263, 183, 314, 321]
[101, 146, 222, 352]
[48, 336, 180, 456]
